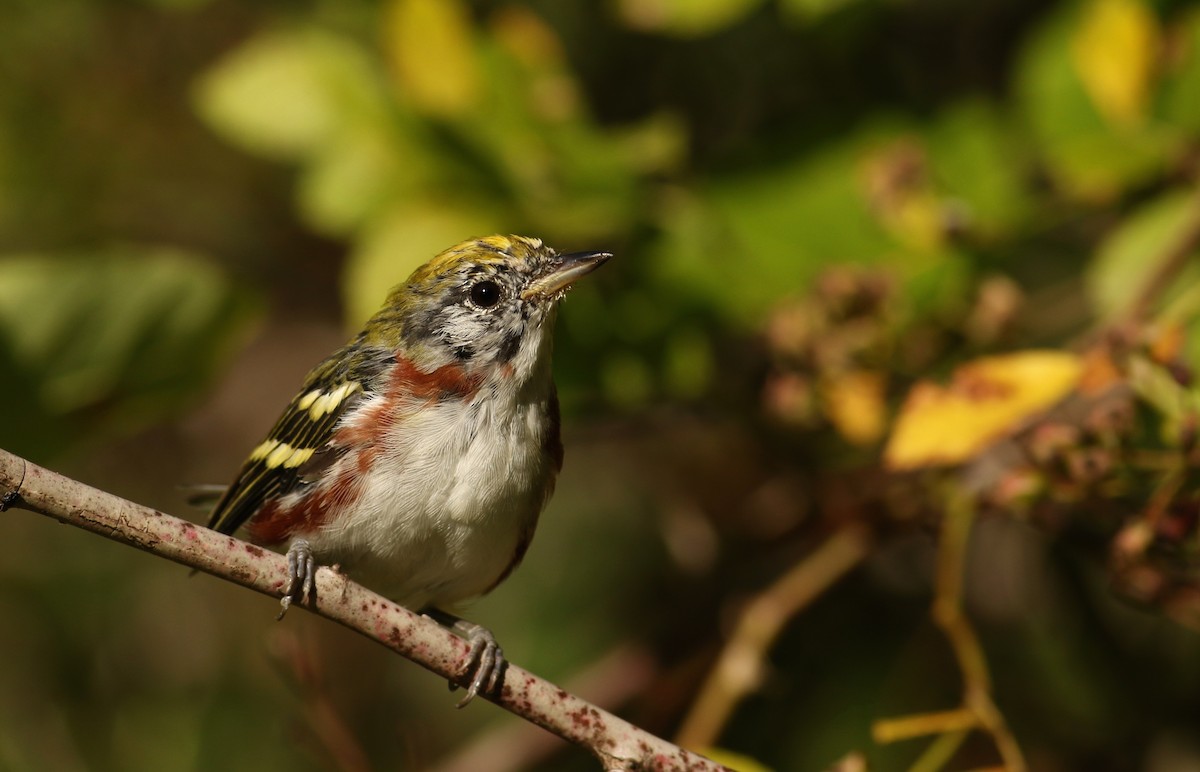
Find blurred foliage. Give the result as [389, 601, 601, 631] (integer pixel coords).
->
[0, 248, 255, 458]
[3, 0, 1200, 770]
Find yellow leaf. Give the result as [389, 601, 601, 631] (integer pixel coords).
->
[884, 351, 1082, 470]
[1071, 0, 1160, 127]
[383, 0, 480, 116]
[821, 369, 887, 446]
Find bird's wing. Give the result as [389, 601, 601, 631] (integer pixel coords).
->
[205, 344, 392, 537]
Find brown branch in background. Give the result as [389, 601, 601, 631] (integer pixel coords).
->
[873, 493, 1027, 772]
[0, 447, 727, 772]
[908, 728, 971, 772]
[675, 524, 873, 750]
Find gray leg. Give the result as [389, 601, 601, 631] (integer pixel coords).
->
[425, 609, 507, 707]
[278, 538, 315, 619]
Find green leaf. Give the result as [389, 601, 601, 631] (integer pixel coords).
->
[193, 28, 387, 161]
[616, 0, 765, 37]
[925, 100, 1030, 237]
[295, 123, 416, 237]
[653, 123, 966, 325]
[0, 248, 256, 457]
[1128, 355, 1200, 444]
[1086, 189, 1200, 320]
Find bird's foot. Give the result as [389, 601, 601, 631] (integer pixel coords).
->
[426, 610, 507, 707]
[455, 622, 505, 708]
[277, 538, 315, 620]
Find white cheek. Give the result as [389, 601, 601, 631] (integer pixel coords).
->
[442, 311, 483, 349]
[509, 313, 554, 384]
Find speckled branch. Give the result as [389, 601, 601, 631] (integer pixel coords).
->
[0, 447, 725, 772]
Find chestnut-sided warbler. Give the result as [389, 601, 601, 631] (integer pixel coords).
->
[205, 235, 611, 704]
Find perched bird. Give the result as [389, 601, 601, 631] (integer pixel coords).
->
[206, 235, 611, 704]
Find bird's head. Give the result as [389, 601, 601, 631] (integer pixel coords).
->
[365, 235, 611, 385]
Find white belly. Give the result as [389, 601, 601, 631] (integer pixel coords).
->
[303, 393, 554, 610]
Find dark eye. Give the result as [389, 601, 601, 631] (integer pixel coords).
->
[469, 280, 502, 308]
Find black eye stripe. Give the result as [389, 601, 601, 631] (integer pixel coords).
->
[496, 332, 521, 363]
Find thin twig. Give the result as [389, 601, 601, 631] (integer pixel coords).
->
[0, 447, 725, 772]
[872, 709, 977, 744]
[909, 729, 970, 772]
[873, 493, 1027, 772]
[936, 497, 1026, 772]
[675, 525, 873, 750]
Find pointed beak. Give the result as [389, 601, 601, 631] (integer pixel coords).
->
[521, 250, 613, 301]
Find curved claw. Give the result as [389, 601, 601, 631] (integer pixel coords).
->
[422, 609, 508, 706]
[456, 624, 506, 708]
[277, 538, 315, 620]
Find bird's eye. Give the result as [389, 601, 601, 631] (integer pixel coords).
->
[469, 280, 502, 309]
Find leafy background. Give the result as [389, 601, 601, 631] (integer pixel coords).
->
[2, 0, 1200, 770]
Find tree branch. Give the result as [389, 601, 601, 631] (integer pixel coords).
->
[674, 524, 872, 750]
[0, 447, 725, 772]
[872, 493, 1027, 772]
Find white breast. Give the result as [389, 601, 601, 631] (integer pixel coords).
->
[305, 385, 556, 611]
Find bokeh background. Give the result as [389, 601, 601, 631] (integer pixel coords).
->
[3, 0, 1200, 770]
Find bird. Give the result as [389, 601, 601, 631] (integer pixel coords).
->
[204, 235, 611, 705]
